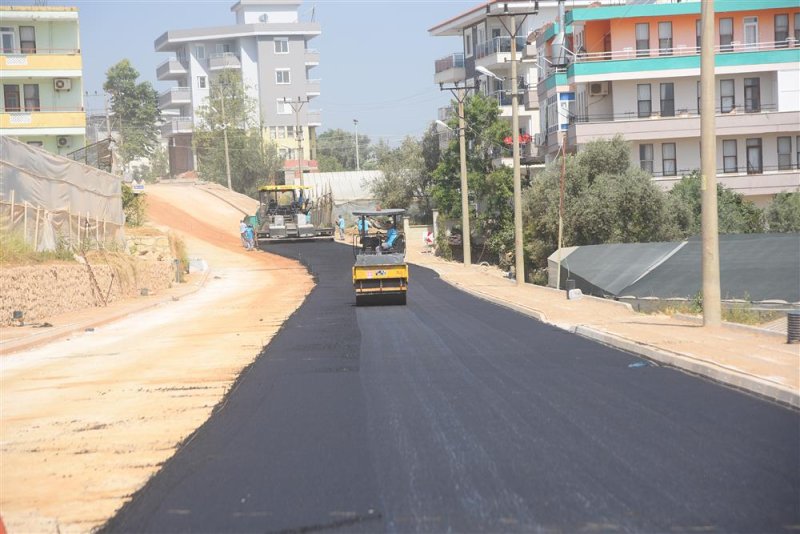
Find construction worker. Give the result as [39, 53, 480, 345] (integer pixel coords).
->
[337, 215, 345, 240]
[379, 224, 398, 253]
[244, 225, 255, 251]
[239, 218, 248, 248]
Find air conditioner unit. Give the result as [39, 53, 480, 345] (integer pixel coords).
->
[53, 78, 72, 91]
[589, 81, 609, 96]
[57, 136, 69, 147]
[258, 14, 268, 22]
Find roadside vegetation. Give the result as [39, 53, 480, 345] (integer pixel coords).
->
[0, 232, 74, 265]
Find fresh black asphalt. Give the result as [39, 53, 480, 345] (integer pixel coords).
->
[104, 241, 800, 533]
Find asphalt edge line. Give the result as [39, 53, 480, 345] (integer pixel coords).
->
[438, 274, 799, 411]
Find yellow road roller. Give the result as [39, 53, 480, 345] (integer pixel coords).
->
[352, 209, 407, 306]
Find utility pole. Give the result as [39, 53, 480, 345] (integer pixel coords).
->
[556, 136, 566, 290]
[439, 80, 479, 267]
[488, 3, 537, 286]
[284, 97, 308, 186]
[353, 118, 361, 171]
[220, 92, 232, 191]
[700, 0, 721, 326]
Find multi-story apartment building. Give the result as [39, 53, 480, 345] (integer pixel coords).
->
[429, 0, 617, 166]
[0, 5, 85, 155]
[536, 0, 800, 206]
[155, 0, 321, 177]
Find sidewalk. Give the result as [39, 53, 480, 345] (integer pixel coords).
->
[406, 245, 799, 409]
[0, 271, 208, 356]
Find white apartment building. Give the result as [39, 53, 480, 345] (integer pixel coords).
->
[535, 0, 799, 206]
[0, 5, 85, 155]
[155, 0, 321, 176]
[429, 0, 618, 166]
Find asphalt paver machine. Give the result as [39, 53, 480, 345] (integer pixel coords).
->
[352, 209, 408, 306]
[254, 185, 334, 244]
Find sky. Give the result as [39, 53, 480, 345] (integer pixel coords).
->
[26, 0, 481, 145]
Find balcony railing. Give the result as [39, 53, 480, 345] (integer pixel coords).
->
[160, 116, 193, 137]
[434, 53, 465, 74]
[476, 36, 526, 59]
[208, 53, 241, 70]
[156, 58, 188, 79]
[0, 47, 80, 55]
[648, 163, 799, 178]
[307, 109, 321, 125]
[158, 87, 191, 108]
[569, 39, 798, 63]
[571, 104, 780, 124]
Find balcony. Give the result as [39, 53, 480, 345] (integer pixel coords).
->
[304, 48, 320, 65]
[306, 79, 321, 96]
[651, 166, 799, 199]
[475, 36, 526, 69]
[208, 53, 241, 71]
[307, 109, 321, 126]
[0, 49, 81, 73]
[434, 53, 465, 85]
[161, 116, 193, 137]
[156, 58, 188, 80]
[0, 109, 85, 133]
[158, 87, 191, 109]
[569, 108, 800, 144]
[567, 40, 800, 80]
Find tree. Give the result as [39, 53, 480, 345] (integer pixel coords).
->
[132, 144, 168, 183]
[765, 192, 800, 232]
[316, 129, 370, 171]
[193, 71, 282, 197]
[523, 136, 677, 271]
[431, 92, 511, 259]
[370, 124, 440, 222]
[103, 59, 160, 167]
[667, 172, 765, 235]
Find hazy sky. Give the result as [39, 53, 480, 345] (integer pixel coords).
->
[53, 0, 478, 144]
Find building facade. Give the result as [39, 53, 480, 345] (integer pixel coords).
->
[429, 0, 616, 167]
[155, 0, 321, 176]
[0, 6, 85, 155]
[536, 0, 800, 206]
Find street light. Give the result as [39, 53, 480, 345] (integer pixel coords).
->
[353, 118, 360, 171]
[475, 65, 503, 81]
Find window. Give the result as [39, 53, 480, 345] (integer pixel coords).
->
[194, 44, 205, 60]
[277, 99, 291, 114]
[662, 143, 677, 176]
[635, 23, 649, 57]
[695, 19, 702, 52]
[743, 17, 758, 49]
[746, 138, 762, 174]
[775, 14, 789, 47]
[3, 84, 20, 111]
[658, 22, 672, 55]
[660, 83, 674, 117]
[0, 27, 14, 53]
[215, 43, 231, 55]
[637, 84, 651, 118]
[639, 144, 654, 173]
[720, 79, 735, 113]
[198, 76, 206, 88]
[777, 136, 792, 170]
[795, 14, 800, 42]
[274, 38, 288, 54]
[720, 18, 733, 51]
[697, 80, 701, 113]
[465, 32, 473, 57]
[19, 26, 35, 53]
[722, 140, 738, 173]
[23, 84, 39, 111]
[276, 69, 290, 84]
[744, 78, 760, 113]
[797, 136, 800, 170]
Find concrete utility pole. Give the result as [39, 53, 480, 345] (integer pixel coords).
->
[439, 81, 479, 267]
[487, 3, 537, 286]
[284, 97, 308, 186]
[353, 119, 361, 171]
[700, 0, 721, 326]
[220, 93, 232, 191]
[556, 136, 566, 290]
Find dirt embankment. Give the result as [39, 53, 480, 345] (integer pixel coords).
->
[0, 183, 313, 533]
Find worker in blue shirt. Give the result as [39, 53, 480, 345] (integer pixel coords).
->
[379, 224, 398, 252]
[337, 215, 346, 240]
[357, 217, 369, 234]
[244, 225, 255, 251]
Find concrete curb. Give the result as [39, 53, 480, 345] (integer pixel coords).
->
[673, 313, 787, 340]
[1, 270, 211, 356]
[437, 274, 799, 410]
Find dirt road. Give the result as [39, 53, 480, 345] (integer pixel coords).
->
[0, 183, 312, 533]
